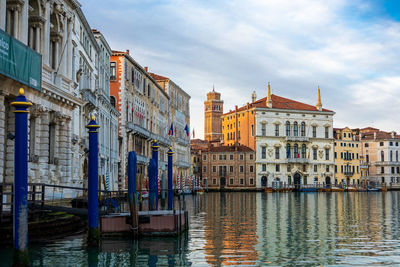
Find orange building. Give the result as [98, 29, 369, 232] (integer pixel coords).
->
[204, 88, 224, 142]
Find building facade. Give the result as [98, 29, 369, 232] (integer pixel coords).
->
[110, 51, 170, 189]
[204, 88, 223, 142]
[252, 86, 335, 188]
[359, 128, 400, 185]
[0, 0, 86, 186]
[201, 145, 256, 190]
[333, 127, 361, 186]
[149, 72, 191, 181]
[92, 29, 119, 191]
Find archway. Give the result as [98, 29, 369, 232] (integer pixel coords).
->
[325, 176, 331, 186]
[294, 173, 301, 189]
[261, 176, 267, 187]
[220, 177, 226, 189]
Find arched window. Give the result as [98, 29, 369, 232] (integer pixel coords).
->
[301, 122, 306, 137]
[286, 121, 290, 136]
[286, 144, 291, 158]
[294, 144, 299, 158]
[110, 96, 116, 108]
[381, 151, 384, 162]
[301, 144, 306, 158]
[293, 122, 298, 136]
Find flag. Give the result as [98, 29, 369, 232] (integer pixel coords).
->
[168, 123, 174, 136]
[184, 124, 189, 137]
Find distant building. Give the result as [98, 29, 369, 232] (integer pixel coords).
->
[224, 84, 335, 188]
[149, 71, 191, 180]
[204, 87, 223, 142]
[333, 127, 361, 186]
[359, 128, 400, 185]
[110, 51, 171, 189]
[201, 145, 256, 190]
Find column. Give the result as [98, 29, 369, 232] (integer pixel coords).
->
[43, 1, 50, 66]
[19, 0, 28, 44]
[38, 110, 50, 183]
[0, 0, 6, 31]
[35, 26, 40, 53]
[0, 93, 5, 183]
[60, 16, 67, 75]
[13, 8, 18, 38]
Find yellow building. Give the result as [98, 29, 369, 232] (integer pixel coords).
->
[334, 127, 361, 186]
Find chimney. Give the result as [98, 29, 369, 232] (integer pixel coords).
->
[126, 49, 130, 55]
[374, 132, 376, 140]
[392, 131, 395, 138]
[144, 67, 148, 72]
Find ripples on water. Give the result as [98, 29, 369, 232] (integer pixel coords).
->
[2, 192, 400, 266]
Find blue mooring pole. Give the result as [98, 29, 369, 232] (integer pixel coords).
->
[167, 147, 174, 210]
[151, 140, 159, 210]
[128, 151, 138, 233]
[86, 116, 100, 246]
[11, 88, 32, 265]
[148, 159, 156, 210]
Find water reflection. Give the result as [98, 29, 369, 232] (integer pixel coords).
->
[2, 192, 400, 266]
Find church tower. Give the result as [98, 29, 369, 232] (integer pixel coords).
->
[204, 86, 224, 141]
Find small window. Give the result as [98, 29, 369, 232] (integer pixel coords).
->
[312, 126, 317, 138]
[365, 143, 369, 147]
[230, 178, 234, 185]
[276, 164, 280, 172]
[212, 166, 216, 173]
[240, 179, 244, 185]
[110, 62, 116, 80]
[250, 166, 254, 172]
[261, 147, 266, 159]
[240, 154, 244, 160]
[275, 124, 279, 136]
[213, 155, 216, 160]
[249, 178, 254, 185]
[230, 166, 234, 172]
[262, 164, 266, 171]
[275, 147, 280, 159]
[380, 142, 384, 146]
[203, 166, 207, 172]
[230, 154, 234, 160]
[240, 166, 244, 173]
[249, 154, 254, 160]
[213, 179, 217, 185]
[203, 155, 207, 161]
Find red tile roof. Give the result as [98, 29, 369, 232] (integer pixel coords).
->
[224, 94, 333, 115]
[204, 145, 254, 153]
[361, 131, 400, 140]
[149, 72, 169, 81]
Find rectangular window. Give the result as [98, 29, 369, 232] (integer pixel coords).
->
[203, 155, 207, 161]
[110, 62, 116, 80]
[262, 147, 266, 159]
[275, 124, 279, 136]
[325, 127, 329, 138]
[312, 126, 317, 138]
[275, 147, 280, 159]
[250, 166, 254, 172]
[325, 148, 329, 160]
[240, 166, 244, 173]
[335, 165, 337, 173]
[313, 148, 317, 160]
[287, 164, 291, 172]
[213, 155, 216, 160]
[250, 178, 254, 185]
[212, 166, 216, 173]
[230, 178, 234, 185]
[261, 123, 266, 136]
[251, 124, 254, 136]
[203, 166, 207, 172]
[230, 166, 234, 172]
[380, 142, 384, 146]
[381, 167, 384, 174]
[240, 154, 244, 160]
[326, 166, 329, 172]
[334, 152, 337, 159]
[49, 121, 56, 164]
[240, 179, 244, 185]
[213, 179, 217, 185]
[276, 164, 280, 172]
[230, 154, 234, 160]
[314, 165, 318, 172]
[262, 164, 266, 171]
[250, 154, 253, 160]
[219, 155, 223, 160]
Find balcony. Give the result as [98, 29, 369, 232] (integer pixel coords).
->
[219, 171, 227, 177]
[175, 161, 190, 168]
[285, 136, 310, 142]
[360, 163, 369, 169]
[344, 171, 354, 176]
[285, 158, 309, 164]
[151, 133, 171, 147]
[374, 161, 400, 166]
[175, 137, 190, 146]
[136, 154, 149, 164]
[81, 89, 96, 108]
[127, 122, 151, 138]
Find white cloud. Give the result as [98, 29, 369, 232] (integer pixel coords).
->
[83, 0, 400, 138]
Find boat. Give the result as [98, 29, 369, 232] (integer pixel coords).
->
[299, 187, 317, 192]
[265, 187, 273, 193]
[346, 187, 358, 192]
[331, 187, 345, 192]
[367, 187, 379, 192]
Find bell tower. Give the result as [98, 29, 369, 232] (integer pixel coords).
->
[204, 86, 224, 141]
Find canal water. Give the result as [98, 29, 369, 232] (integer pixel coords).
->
[2, 192, 400, 266]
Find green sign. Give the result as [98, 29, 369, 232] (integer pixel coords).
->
[0, 28, 42, 91]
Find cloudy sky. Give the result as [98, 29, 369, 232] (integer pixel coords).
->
[83, 0, 400, 139]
